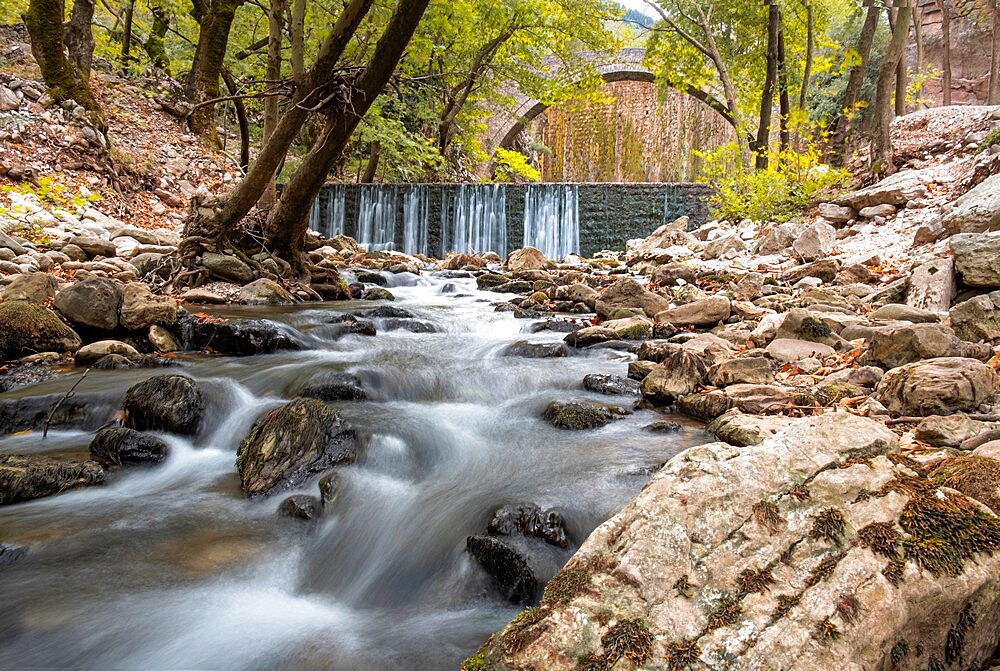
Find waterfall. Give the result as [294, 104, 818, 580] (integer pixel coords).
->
[308, 186, 347, 239]
[522, 184, 579, 260]
[356, 185, 398, 251]
[402, 186, 430, 256]
[441, 184, 507, 257]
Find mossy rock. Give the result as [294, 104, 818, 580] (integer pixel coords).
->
[0, 300, 82, 361]
[0, 453, 104, 505]
[123, 374, 204, 435]
[542, 400, 629, 430]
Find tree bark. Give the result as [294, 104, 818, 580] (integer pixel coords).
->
[871, 1, 912, 177]
[221, 69, 249, 171]
[798, 0, 813, 112]
[259, 0, 286, 209]
[290, 0, 306, 83]
[990, 0, 1000, 104]
[777, 21, 791, 153]
[186, 0, 245, 143]
[829, 1, 880, 165]
[23, 0, 101, 116]
[754, 3, 780, 170]
[263, 0, 432, 270]
[893, 7, 909, 117]
[121, 0, 134, 64]
[65, 0, 95, 78]
[360, 141, 380, 183]
[939, 0, 952, 105]
[179, 0, 378, 257]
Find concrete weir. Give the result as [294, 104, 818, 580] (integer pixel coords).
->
[309, 183, 712, 258]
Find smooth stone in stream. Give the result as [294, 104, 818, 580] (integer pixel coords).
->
[504, 341, 568, 358]
[74, 340, 139, 365]
[236, 397, 358, 496]
[644, 419, 682, 433]
[88, 427, 170, 467]
[466, 535, 538, 605]
[295, 372, 367, 401]
[123, 374, 204, 435]
[542, 401, 630, 430]
[177, 314, 301, 355]
[0, 453, 105, 505]
[380, 318, 438, 333]
[582, 373, 640, 396]
[360, 305, 414, 319]
[327, 315, 377, 337]
[278, 494, 322, 521]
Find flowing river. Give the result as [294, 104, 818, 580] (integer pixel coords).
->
[0, 271, 702, 670]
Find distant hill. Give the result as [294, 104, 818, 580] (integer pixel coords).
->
[621, 8, 654, 29]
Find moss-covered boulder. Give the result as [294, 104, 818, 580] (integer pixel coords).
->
[236, 397, 357, 496]
[542, 400, 630, 430]
[88, 427, 170, 467]
[123, 374, 204, 435]
[466, 535, 538, 605]
[0, 300, 82, 361]
[0, 454, 104, 505]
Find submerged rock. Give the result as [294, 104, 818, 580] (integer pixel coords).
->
[88, 427, 170, 467]
[0, 454, 104, 505]
[295, 371, 367, 401]
[236, 397, 358, 496]
[278, 494, 322, 521]
[0, 543, 28, 569]
[123, 374, 204, 435]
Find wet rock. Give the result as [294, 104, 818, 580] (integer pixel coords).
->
[237, 278, 294, 305]
[476, 273, 508, 290]
[707, 356, 774, 386]
[506, 247, 548, 273]
[706, 408, 794, 446]
[201, 252, 255, 284]
[653, 295, 731, 327]
[488, 504, 568, 548]
[0, 361, 57, 393]
[676, 390, 734, 420]
[54, 277, 122, 331]
[88, 427, 170, 467]
[123, 374, 203, 435]
[504, 341, 568, 358]
[950, 291, 1000, 342]
[466, 535, 537, 605]
[564, 326, 617, 347]
[644, 419, 682, 432]
[296, 371, 367, 401]
[356, 271, 388, 286]
[74, 340, 139, 365]
[542, 400, 629, 430]
[0, 272, 57, 304]
[594, 278, 671, 320]
[180, 288, 227, 304]
[0, 390, 120, 435]
[792, 221, 836, 261]
[640, 351, 708, 406]
[236, 398, 358, 496]
[91, 354, 136, 369]
[0, 543, 28, 569]
[361, 305, 414, 319]
[950, 232, 1000, 288]
[0, 301, 81, 361]
[875, 357, 998, 417]
[178, 314, 301, 355]
[765, 337, 835, 363]
[582, 374, 639, 396]
[362, 287, 395, 301]
[318, 471, 341, 506]
[0, 454, 104, 505]
[941, 172, 1000, 235]
[381, 317, 438, 333]
[278, 494, 322, 521]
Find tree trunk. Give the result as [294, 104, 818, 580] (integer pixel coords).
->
[360, 141, 380, 183]
[221, 69, 249, 171]
[871, 1, 912, 177]
[893, 7, 909, 117]
[754, 3, 780, 170]
[144, 1, 170, 72]
[186, 0, 245, 143]
[259, 0, 286, 210]
[23, 0, 101, 116]
[263, 0, 432, 271]
[798, 0, 813, 112]
[179, 0, 378, 258]
[990, 0, 1000, 104]
[121, 0, 134, 64]
[290, 0, 306, 82]
[829, 2, 880, 165]
[65, 0, 95, 78]
[939, 0, 952, 105]
[777, 21, 791, 153]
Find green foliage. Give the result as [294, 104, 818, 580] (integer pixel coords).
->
[976, 125, 1000, 156]
[697, 142, 849, 222]
[1, 176, 100, 243]
[492, 147, 540, 183]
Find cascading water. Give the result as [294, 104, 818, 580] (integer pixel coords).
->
[440, 184, 507, 258]
[309, 185, 348, 239]
[356, 185, 398, 251]
[402, 185, 430, 256]
[522, 184, 580, 260]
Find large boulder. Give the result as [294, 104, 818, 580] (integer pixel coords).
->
[640, 351, 708, 405]
[119, 282, 177, 330]
[866, 323, 989, 369]
[54, 277, 123, 331]
[506, 247, 548, 272]
[238, 278, 295, 305]
[654, 296, 731, 327]
[0, 454, 104, 505]
[201, 251, 255, 283]
[542, 400, 629, 430]
[950, 291, 1000, 342]
[0, 272, 58, 304]
[236, 397, 358, 496]
[875, 357, 997, 417]
[472, 414, 1000, 671]
[950, 232, 1000, 288]
[791, 221, 836, 262]
[123, 374, 204, 435]
[0, 301, 81, 360]
[835, 168, 928, 209]
[88, 427, 170, 467]
[466, 535, 538, 605]
[594, 278, 672, 320]
[177, 313, 301, 355]
[941, 172, 1000, 235]
[707, 357, 774, 387]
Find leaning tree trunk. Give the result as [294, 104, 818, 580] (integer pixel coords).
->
[258, 0, 287, 210]
[754, 3, 780, 170]
[263, 0, 432, 272]
[186, 0, 245, 143]
[23, 0, 102, 117]
[871, 1, 913, 177]
[829, 1, 880, 165]
[65, 0, 95, 79]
